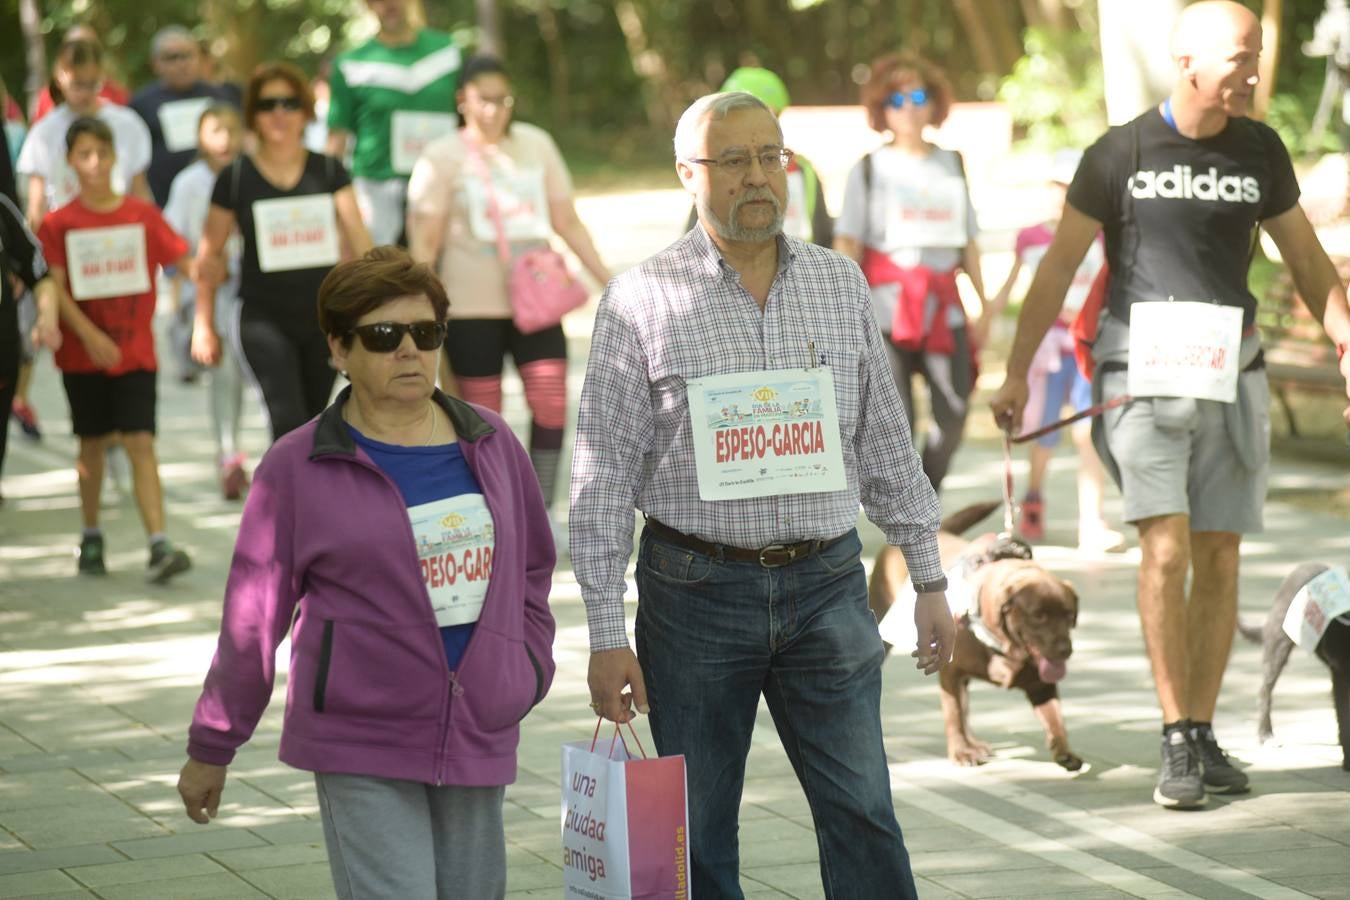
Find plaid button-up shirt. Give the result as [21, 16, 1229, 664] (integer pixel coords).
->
[570, 226, 943, 652]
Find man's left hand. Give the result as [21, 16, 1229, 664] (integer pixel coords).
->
[912, 591, 954, 675]
[31, 316, 61, 352]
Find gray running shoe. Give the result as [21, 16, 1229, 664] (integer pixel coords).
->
[1191, 723, 1250, 794]
[78, 533, 107, 575]
[147, 540, 191, 585]
[1154, 729, 1206, 809]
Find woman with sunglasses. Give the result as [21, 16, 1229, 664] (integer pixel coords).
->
[408, 54, 609, 519]
[191, 62, 372, 442]
[835, 53, 989, 493]
[179, 246, 556, 900]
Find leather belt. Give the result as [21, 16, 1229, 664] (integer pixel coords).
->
[644, 518, 847, 568]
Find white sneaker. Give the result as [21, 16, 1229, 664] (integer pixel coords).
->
[1078, 523, 1126, 553]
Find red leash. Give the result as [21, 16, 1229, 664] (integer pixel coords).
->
[998, 393, 1134, 534]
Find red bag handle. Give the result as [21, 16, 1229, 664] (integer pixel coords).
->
[589, 716, 648, 759]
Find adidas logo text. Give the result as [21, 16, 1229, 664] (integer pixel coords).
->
[1128, 165, 1260, 203]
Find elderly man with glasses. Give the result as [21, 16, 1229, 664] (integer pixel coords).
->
[570, 90, 953, 900]
[130, 26, 239, 207]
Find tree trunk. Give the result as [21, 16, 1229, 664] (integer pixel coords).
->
[18, 0, 46, 117]
[1254, 0, 1282, 120]
[202, 0, 266, 86]
[951, 0, 1002, 75]
[476, 0, 503, 58]
[1098, 0, 1185, 124]
[1020, 0, 1071, 32]
[985, 0, 1027, 74]
[613, 0, 674, 129]
[534, 2, 570, 124]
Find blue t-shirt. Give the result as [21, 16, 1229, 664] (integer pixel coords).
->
[350, 427, 482, 670]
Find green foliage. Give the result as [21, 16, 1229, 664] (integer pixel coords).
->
[997, 25, 1106, 151]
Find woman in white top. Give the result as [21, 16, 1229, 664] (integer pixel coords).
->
[407, 55, 609, 515]
[834, 53, 990, 493]
[164, 104, 249, 499]
[17, 38, 152, 229]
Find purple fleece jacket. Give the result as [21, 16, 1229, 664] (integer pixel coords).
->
[187, 388, 557, 786]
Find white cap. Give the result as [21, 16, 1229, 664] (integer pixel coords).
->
[1051, 148, 1083, 186]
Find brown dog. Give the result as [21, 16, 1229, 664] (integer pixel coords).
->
[870, 502, 1083, 770]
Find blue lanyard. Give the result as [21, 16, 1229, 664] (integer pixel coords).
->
[1162, 98, 1177, 131]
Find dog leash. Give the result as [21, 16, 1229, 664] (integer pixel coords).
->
[998, 393, 1134, 534]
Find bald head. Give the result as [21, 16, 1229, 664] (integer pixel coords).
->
[1171, 1, 1260, 61]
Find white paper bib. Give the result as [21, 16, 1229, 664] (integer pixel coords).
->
[686, 367, 847, 501]
[465, 167, 551, 243]
[158, 98, 213, 153]
[885, 174, 967, 248]
[390, 111, 458, 175]
[781, 169, 810, 241]
[411, 494, 496, 628]
[65, 224, 151, 301]
[252, 194, 340, 273]
[1282, 567, 1350, 651]
[1127, 301, 1243, 403]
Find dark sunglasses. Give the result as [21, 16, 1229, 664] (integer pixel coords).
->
[256, 96, 303, 113]
[349, 321, 446, 352]
[886, 89, 929, 109]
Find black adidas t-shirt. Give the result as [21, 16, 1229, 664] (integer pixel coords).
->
[211, 152, 351, 320]
[1068, 108, 1300, 330]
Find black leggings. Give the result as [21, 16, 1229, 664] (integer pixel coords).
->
[236, 304, 335, 443]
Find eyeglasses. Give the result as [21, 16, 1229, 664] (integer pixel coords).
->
[256, 96, 303, 113]
[887, 89, 928, 109]
[685, 148, 794, 175]
[471, 94, 514, 110]
[349, 321, 447, 353]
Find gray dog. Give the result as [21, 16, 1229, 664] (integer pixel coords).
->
[1238, 562, 1350, 771]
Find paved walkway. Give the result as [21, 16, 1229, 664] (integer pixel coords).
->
[2, 191, 1348, 898]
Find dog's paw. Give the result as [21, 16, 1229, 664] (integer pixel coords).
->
[949, 741, 992, 766]
[1055, 750, 1084, 772]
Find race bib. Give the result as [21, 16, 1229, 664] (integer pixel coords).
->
[686, 368, 847, 501]
[391, 111, 457, 175]
[1127, 301, 1243, 403]
[465, 168, 551, 243]
[158, 98, 212, 153]
[65, 224, 151, 301]
[252, 194, 340, 273]
[411, 494, 496, 628]
[781, 169, 810, 241]
[884, 174, 968, 248]
[1282, 567, 1350, 651]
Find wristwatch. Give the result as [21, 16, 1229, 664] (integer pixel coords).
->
[912, 576, 949, 594]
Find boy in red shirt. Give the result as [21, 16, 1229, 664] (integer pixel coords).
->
[38, 117, 194, 581]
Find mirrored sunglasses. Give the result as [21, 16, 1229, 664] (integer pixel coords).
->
[349, 321, 447, 353]
[887, 89, 929, 109]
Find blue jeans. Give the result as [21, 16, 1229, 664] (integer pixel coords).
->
[634, 528, 917, 900]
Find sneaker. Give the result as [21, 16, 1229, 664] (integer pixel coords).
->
[1078, 523, 1127, 553]
[11, 399, 40, 440]
[1154, 728, 1206, 809]
[78, 533, 107, 575]
[1019, 495, 1045, 542]
[1190, 723, 1250, 794]
[147, 540, 191, 585]
[220, 455, 249, 501]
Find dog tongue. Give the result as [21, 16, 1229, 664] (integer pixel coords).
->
[1038, 657, 1067, 683]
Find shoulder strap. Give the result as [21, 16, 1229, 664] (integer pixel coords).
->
[463, 140, 511, 264]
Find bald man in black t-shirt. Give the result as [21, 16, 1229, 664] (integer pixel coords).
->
[992, 0, 1350, 811]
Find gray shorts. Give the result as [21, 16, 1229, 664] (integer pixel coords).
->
[1097, 367, 1269, 533]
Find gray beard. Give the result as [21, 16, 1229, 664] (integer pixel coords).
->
[697, 192, 784, 243]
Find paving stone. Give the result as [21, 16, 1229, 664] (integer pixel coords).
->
[0, 870, 81, 899]
[64, 853, 226, 887]
[0, 847, 126, 878]
[94, 872, 269, 900]
[236, 861, 338, 898]
[207, 841, 328, 873]
[0, 801, 165, 850]
[928, 866, 1103, 897]
[108, 828, 267, 860]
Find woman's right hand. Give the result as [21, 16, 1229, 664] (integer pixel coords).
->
[177, 759, 228, 824]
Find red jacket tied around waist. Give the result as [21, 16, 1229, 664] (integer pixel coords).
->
[861, 249, 964, 354]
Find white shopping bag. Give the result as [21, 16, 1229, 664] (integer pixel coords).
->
[561, 722, 690, 899]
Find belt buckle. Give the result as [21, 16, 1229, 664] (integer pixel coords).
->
[758, 544, 794, 568]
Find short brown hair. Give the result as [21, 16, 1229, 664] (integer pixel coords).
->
[861, 53, 954, 133]
[243, 61, 315, 130]
[318, 246, 451, 346]
[65, 116, 115, 153]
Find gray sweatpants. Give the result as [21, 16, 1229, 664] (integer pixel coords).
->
[315, 773, 506, 900]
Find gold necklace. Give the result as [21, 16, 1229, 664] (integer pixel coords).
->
[422, 401, 437, 446]
[346, 399, 436, 446]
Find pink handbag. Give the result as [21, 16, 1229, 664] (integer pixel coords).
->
[468, 141, 589, 334]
